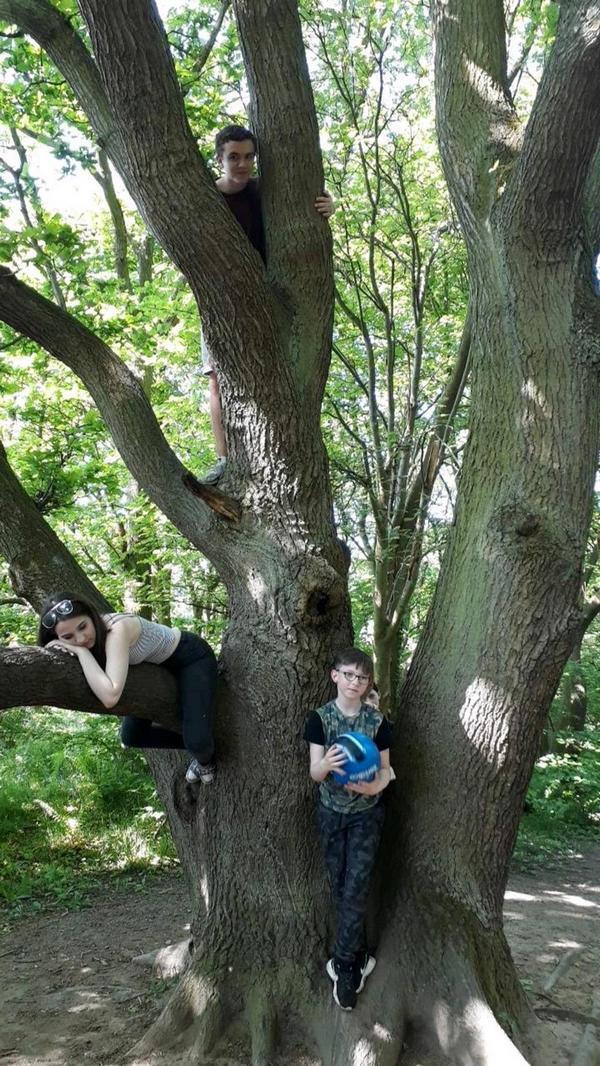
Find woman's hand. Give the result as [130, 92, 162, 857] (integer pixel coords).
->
[44, 638, 86, 658]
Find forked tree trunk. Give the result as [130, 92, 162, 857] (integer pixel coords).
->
[1, 2, 600, 1065]
[374, 2, 600, 1062]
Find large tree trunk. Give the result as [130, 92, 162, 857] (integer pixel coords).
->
[375, 2, 600, 1062]
[1, 1, 600, 1064]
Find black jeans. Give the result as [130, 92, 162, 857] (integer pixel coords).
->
[317, 801, 385, 967]
[120, 631, 217, 764]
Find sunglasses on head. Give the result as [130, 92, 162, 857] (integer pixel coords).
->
[41, 599, 75, 629]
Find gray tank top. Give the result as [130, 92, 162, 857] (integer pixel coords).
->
[104, 613, 180, 665]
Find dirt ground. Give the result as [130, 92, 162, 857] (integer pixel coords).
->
[0, 849, 598, 1066]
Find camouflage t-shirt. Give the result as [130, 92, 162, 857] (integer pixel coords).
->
[304, 701, 392, 813]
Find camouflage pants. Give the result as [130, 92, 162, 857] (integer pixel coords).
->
[317, 801, 385, 966]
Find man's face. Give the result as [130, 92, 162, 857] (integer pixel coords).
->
[218, 139, 256, 188]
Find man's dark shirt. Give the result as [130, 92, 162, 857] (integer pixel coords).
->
[222, 178, 266, 263]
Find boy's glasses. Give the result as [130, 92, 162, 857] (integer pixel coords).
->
[41, 599, 74, 629]
[338, 670, 370, 684]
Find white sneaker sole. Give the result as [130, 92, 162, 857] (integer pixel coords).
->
[355, 955, 376, 993]
[185, 767, 215, 784]
[326, 959, 355, 1010]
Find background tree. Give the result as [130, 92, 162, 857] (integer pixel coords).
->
[308, 0, 470, 711]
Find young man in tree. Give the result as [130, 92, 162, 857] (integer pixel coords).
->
[201, 124, 335, 484]
[304, 647, 392, 1011]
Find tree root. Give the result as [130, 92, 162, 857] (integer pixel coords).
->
[246, 984, 277, 1066]
[129, 966, 220, 1058]
[128, 965, 286, 1065]
[542, 946, 583, 993]
[126, 933, 563, 1066]
[572, 990, 600, 1066]
[132, 937, 193, 979]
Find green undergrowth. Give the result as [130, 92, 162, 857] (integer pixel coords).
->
[513, 728, 600, 870]
[0, 707, 177, 928]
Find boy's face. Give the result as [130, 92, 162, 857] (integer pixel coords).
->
[331, 663, 371, 702]
[218, 139, 256, 188]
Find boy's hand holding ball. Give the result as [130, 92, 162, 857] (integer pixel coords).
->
[322, 744, 347, 775]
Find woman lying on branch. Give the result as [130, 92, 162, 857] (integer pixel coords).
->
[38, 593, 217, 784]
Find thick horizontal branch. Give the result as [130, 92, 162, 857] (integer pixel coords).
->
[0, 646, 178, 728]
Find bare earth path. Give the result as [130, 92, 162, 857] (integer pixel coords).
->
[0, 849, 598, 1066]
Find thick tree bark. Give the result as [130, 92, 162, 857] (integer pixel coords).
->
[378, 2, 600, 1061]
[0, 4, 352, 1063]
[2, 1, 600, 1063]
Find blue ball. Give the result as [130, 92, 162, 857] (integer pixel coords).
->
[332, 731, 381, 785]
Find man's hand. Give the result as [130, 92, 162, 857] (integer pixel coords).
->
[315, 192, 335, 218]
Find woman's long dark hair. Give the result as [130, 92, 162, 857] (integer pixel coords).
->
[38, 593, 109, 667]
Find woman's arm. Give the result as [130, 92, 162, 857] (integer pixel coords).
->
[47, 619, 134, 708]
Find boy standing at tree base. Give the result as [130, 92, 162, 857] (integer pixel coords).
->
[304, 647, 392, 1010]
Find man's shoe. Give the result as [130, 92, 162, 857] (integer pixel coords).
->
[201, 457, 227, 485]
[185, 759, 215, 784]
[326, 958, 357, 1011]
[353, 951, 376, 993]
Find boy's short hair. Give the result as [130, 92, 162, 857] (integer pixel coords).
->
[333, 646, 374, 681]
[215, 124, 257, 158]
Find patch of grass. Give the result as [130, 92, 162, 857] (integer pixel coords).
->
[514, 728, 600, 869]
[0, 708, 177, 926]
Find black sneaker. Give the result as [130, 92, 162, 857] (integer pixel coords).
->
[326, 958, 357, 1011]
[353, 951, 376, 993]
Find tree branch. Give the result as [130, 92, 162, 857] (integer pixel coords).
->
[193, 0, 231, 76]
[400, 308, 471, 530]
[0, 646, 178, 727]
[233, 0, 334, 394]
[503, 3, 600, 249]
[431, 0, 518, 240]
[0, 438, 112, 612]
[0, 268, 238, 554]
[0, 0, 119, 163]
[93, 148, 132, 289]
